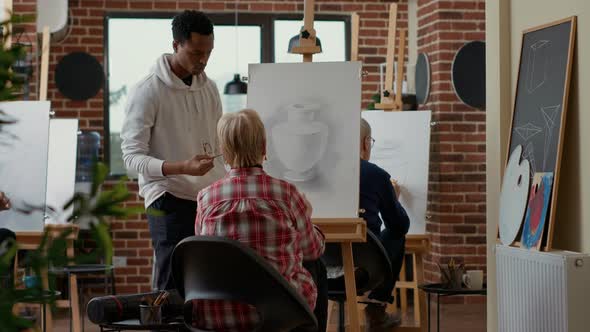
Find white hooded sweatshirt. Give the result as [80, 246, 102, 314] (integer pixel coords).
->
[121, 54, 225, 208]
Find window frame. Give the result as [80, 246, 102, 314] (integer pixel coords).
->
[103, 12, 351, 176]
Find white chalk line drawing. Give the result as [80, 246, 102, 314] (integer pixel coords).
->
[523, 141, 536, 180]
[526, 40, 551, 94]
[541, 104, 561, 170]
[515, 122, 543, 141]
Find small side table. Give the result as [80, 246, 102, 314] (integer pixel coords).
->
[16, 290, 62, 332]
[418, 283, 486, 332]
[99, 318, 185, 332]
[50, 264, 115, 332]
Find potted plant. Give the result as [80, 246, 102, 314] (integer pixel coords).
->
[0, 13, 144, 331]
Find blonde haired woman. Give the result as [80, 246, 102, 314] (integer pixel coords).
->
[193, 109, 327, 332]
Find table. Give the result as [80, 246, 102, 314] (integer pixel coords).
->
[98, 319, 185, 332]
[49, 264, 115, 332]
[16, 290, 61, 332]
[418, 283, 486, 332]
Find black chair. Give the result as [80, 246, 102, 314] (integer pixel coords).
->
[323, 230, 393, 332]
[0, 228, 16, 288]
[171, 236, 318, 332]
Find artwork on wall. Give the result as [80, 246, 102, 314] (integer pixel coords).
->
[521, 173, 554, 250]
[451, 41, 486, 109]
[0, 101, 51, 231]
[415, 53, 431, 105]
[248, 62, 361, 218]
[45, 119, 79, 224]
[362, 110, 431, 234]
[505, 16, 576, 250]
[499, 145, 530, 246]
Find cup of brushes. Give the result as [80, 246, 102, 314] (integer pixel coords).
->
[140, 290, 169, 325]
[438, 258, 465, 289]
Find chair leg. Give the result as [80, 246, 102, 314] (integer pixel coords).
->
[338, 301, 345, 332]
[327, 300, 334, 331]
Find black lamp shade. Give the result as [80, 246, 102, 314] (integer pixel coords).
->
[287, 34, 322, 53]
[224, 73, 247, 95]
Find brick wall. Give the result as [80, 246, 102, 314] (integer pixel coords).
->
[16, 0, 487, 299]
[417, 0, 486, 304]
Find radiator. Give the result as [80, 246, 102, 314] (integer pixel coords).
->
[496, 245, 590, 332]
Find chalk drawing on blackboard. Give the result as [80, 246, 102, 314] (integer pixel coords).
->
[541, 104, 561, 170]
[515, 122, 543, 141]
[526, 40, 551, 93]
[523, 142, 537, 179]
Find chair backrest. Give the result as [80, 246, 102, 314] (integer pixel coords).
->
[171, 236, 318, 332]
[322, 229, 393, 294]
[0, 228, 16, 288]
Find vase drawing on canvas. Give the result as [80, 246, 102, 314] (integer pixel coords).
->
[270, 103, 329, 182]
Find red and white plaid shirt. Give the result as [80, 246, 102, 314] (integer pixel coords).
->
[193, 167, 325, 332]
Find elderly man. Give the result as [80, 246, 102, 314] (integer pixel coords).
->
[359, 118, 410, 329]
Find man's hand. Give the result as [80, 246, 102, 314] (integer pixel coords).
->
[391, 179, 401, 199]
[162, 155, 214, 176]
[183, 155, 215, 176]
[0, 191, 11, 211]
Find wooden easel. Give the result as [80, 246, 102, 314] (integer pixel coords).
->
[16, 223, 80, 332]
[390, 235, 430, 331]
[313, 218, 366, 332]
[289, 1, 367, 331]
[375, 3, 407, 111]
[39, 26, 50, 101]
[351, 13, 359, 62]
[289, 0, 322, 62]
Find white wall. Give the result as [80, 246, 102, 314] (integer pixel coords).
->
[486, 1, 590, 331]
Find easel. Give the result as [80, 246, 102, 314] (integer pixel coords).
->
[375, 3, 407, 111]
[324, 234, 430, 331]
[288, 3, 367, 331]
[351, 13, 359, 62]
[16, 223, 79, 332]
[390, 235, 430, 332]
[13, 27, 82, 332]
[288, 0, 321, 63]
[313, 218, 366, 332]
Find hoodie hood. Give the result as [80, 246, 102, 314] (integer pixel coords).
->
[153, 54, 209, 91]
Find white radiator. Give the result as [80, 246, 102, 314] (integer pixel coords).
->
[496, 245, 590, 332]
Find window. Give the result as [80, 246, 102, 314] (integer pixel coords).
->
[105, 13, 349, 176]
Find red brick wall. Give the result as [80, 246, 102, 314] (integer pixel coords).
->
[417, 0, 486, 303]
[15, 0, 487, 299]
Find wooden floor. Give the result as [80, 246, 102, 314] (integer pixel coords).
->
[47, 302, 486, 332]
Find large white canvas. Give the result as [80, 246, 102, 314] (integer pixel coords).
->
[248, 62, 361, 218]
[45, 119, 79, 224]
[0, 101, 51, 231]
[362, 110, 432, 234]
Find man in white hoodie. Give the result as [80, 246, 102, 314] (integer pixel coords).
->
[121, 10, 225, 290]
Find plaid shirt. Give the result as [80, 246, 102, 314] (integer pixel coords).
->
[193, 167, 325, 332]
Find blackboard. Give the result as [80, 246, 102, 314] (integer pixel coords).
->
[507, 17, 576, 250]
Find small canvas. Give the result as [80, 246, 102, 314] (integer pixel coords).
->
[0, 101, 51, 231]
[248, 62, 361, 218]
[45, 119, 79, 224]
[521, 172, 554, 250]
[362, 110, 432, 234]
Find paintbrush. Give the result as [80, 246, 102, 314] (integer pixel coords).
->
[153, 290, 169, 306]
